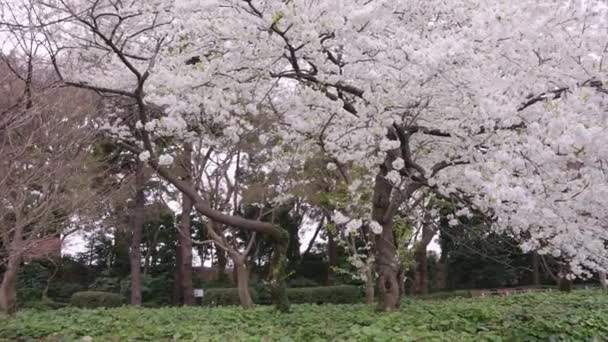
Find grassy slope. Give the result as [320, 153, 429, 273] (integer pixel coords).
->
[0, 290, 607, 341]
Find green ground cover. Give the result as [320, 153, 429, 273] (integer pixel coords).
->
[1, 290, 606, 341]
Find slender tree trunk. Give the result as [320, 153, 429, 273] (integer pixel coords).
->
[24, 54, 33, 109]
[42, 260, 60, 301]
[531, 252, 541, 286]
[0, 254, 20, 315]
[327, 230, 338, 285]
[173, 245, 182, 305]
[177, 144, 194, 305]
[599, 271, 607, 291]
[413, 224, 434, 295]
[372, 171, 400, 311]
[129, 160, 146, 306]
[235, 259, 254, 309]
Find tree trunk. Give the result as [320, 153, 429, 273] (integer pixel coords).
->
[531, 252, 541, 286]
[216, 245, 228, 283]
[436, 261, 448, 291]
[270, 240, 290, 312]
[413, 247, 427, 295]
[413, 224, 434, 295]
[372, 170, 400, 311]
[177, 144, 194, 306]
[364, 262, 375, 305]
[327, 230, 338, 285]
[150, 153, 291, 312]
[0, 255, 20, 315]
[398, 267, 406, 296]
[599, 271, 607, 291]
[173, 245, 182, 305]
[235, 259, 254, 309]
[129, 159, 146, 306]
[557, 263, 572, 293]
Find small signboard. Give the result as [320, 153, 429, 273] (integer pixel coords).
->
[194, 289, 204, 298]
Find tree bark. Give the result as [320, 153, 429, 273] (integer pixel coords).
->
[531, 252, 541, 286]
[372, 170, 400, 311]
[557, 263, 573, 293]
[364, 262, 375, 305]
[270, 241, 289, 312]
[436, 261, 448, 291]
[173, 245, 182, 305]
[413, 247, 427, 295]
[235, 259, 254, 309]
[0, 254, 20, 315]
[413, 224, 434, 295]
[326, 229, 338, 285]
[599, 271, 607, 291]
[216, 245, 228, 283]
[129, 159, 146, 306]
[177, 144, 194, 305]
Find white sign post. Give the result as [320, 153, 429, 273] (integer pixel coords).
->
[194, 289, 204, 298]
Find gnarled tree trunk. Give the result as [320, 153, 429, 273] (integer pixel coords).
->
[129, 159, 146, 306]
[150, 153, 291, 312]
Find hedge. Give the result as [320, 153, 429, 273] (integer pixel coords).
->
[201, 288, 259, 306]
[69, 291, 124, 308]
[287, 285, 362, 304]
[203, 286, 362, 306]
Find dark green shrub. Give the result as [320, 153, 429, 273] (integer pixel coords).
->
[17, 263, 49, 303]
[48, 282, 87, 303]
[69, 291, 124, 308]
[287, 285, 362, 304]
[201, 288, 258, 306]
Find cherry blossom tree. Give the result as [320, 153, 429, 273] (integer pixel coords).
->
[27, 0, 608, 311]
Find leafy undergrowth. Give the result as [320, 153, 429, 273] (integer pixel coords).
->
[1, 290, 606, 341]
